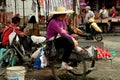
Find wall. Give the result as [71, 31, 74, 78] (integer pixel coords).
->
[6, 0, 36, 17]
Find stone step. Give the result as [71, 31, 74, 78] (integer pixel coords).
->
[78, 39, 104, 49]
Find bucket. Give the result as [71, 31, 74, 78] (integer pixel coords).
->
[6, 66, 26, 80]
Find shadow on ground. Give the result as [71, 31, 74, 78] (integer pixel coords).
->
[25, 73, 97, 80]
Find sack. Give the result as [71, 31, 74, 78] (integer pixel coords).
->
[34, 47, 47, 69]
[90, 22, 102, 32]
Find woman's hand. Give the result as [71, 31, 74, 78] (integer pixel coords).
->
[61, 29, 67, 34]
[72, 37, 78, 47]
[71, 34, 78, 37]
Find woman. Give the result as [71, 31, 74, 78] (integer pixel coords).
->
[111, 6, 117, 18]
[99, 6, 108, 19]
[46, 6, 82, 70]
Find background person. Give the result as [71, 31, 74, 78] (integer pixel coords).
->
[1, 16, 29, 63]
[99, 6, 108, 19]
[108, 6, 118, 33]
[84, 6, 95, 33]
[2, 16, 26, 46]
[110, 6, 117, 18]
[99, 6, 110, 33]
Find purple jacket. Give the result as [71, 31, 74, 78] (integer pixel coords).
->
[46, 19, 73, 41]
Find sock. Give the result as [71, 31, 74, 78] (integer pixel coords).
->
[76, 46, 82, 53]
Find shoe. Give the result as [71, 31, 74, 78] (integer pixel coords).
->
[61, 62, 73, 70]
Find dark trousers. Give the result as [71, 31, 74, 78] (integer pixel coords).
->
[54, 36, 74, 63]
[86, 23, 91, 33]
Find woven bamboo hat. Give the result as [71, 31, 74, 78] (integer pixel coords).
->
[85, 6, 91, 9]
[49, 6, 74, 15]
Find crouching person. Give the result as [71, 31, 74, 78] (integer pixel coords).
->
[2, 16, 26, 47]
[46, 6, 83, 70]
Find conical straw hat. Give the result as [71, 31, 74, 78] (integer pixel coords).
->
[49, 6, 74, 15]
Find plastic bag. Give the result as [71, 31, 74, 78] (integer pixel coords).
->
[31, 35, 46, 44]
[31, 48, 41, 59]
[86, 46, 95, 58]
[96, 46, 112, 59]
[34, 47, 47, 69]
[9, 30, 16, 45]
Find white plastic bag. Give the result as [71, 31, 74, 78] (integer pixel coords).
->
[31, 48, 41, 59]
[31, 35, 46, 44]
[40, 48, 47, 68]
[85, 46, 95, 58]
[9, 30, 16, 45]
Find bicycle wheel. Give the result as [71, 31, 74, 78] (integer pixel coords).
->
[50, 60, 61, 80]
[0, 48, 16, 75]
[68, 54, 86, 77]
[94, 33, 103, 41]
[68, 54, 95, 77]
[84, 59, 95, 75]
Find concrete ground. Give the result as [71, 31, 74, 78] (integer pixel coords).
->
[25, 35, 120, 80]
[1, 34, 120, 80]
[86, 36, 120, 80]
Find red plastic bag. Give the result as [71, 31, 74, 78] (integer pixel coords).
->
[96, 46, 112, 59]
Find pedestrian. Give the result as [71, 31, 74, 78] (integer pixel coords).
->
[84, 6, 95, 33]
[46, 6, 83, 70]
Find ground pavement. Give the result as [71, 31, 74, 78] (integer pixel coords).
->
[1, 35, 120, 80]
[86, 36, 120, 80]
[25, 35, 120, 80]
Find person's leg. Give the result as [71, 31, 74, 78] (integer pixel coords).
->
[54, 36, 74, 70]
[86, 23, 91, 33]
[54, 36, 74, 63]
[90, 27, 95, 40]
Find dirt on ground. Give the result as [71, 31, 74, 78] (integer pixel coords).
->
[86, 36, 120, 80]
[25, 36, 120, 80]
[1, 36, 120, 80]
